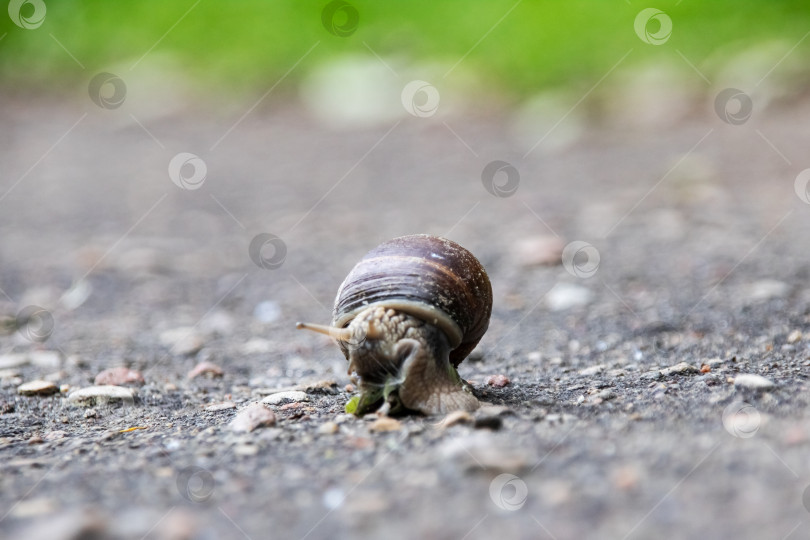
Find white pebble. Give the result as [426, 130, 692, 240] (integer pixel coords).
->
[746, 280, 789, 302]
[545, 283, 593, 311]
[253, 301, 282, 324]
[317, 422, 339, 434]
[0, 354, 29, 369]
[322, 487, 345, 510]
[59, 280, 93, 311]
[262, 391, 309, 405]
[29, 351, 61, 369]
[733, 374, 776, 390]
[67, 385, 136, 407]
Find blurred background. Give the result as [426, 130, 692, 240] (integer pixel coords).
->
[3, 0, 810, 98]
[1, 0, 809, 326]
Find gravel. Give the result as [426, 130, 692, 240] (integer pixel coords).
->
[3, 93, 810, 539]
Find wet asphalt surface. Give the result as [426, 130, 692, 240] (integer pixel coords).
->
[2, 81, 810, 540]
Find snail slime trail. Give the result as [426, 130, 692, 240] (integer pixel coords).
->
[297, 234, 492, 416]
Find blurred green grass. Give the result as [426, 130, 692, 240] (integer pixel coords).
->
[1, 0, 809, 98]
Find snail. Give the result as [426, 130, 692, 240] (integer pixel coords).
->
[297, 234, 492, 416]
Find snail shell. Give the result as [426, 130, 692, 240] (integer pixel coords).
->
[298, 234, 492, 415]
[332, 234, 492, 367]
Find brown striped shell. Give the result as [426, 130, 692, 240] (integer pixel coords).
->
[332, 234, 492, 367]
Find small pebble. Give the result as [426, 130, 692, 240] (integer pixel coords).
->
[252, 386, 294, 396]
[156, 507, 199, 540]
[643, 361, 699, 379]
[545, 283, 593, 311]
[94, 367, 145, 386]
[580, 364, 606, 376]
[612, 465, 640, 491]
[438, 410, 474, 428]
[198, 310, 236, 335]
[262, 391, 310, 405]
[301, 380, 339, 395]
[229, 403, 276, 433]
[60, 279, 93, 310]
[8, 497, 58, 519]
[0, 354, 29, 369]
[0, 368, 20, 380]
[746, 279, 789, 302]
[593, 389, 615, 400]
[233, 444, 259, 456]
[782, 425, 807, 446]
[733, 373, 776, 390]
[344, 384, 355, 393]
[369, 417, 402, 432]
[513, 236, 565, 266]
[44, 430, 67, 441]
[29, 351, 61, 369]
[44, 370, 66, 382]
[318, 422, 339, 434]
[187, 361, 224, 379]
[17, 380, 59, 396]
[279, 402, 309, 411]
[440, 433, 531, 472]
[67, 386, 136, 407]
[787, 330, 802, 344]
[160, 327, 204, 356]
[660, 362, 699, 377]
[174, 335, 204, 356]
[240, 338, 273, 354]
[342, 489, 391, 515]
[205, 401, 236, 412]
[322, 488, 345, 510]
[485, 374, 510, 388]
[253, 300, 282, 323]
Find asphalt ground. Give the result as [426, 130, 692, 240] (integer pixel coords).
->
[2, 77, 810, 540]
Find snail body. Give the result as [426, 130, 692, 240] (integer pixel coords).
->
[298, 234, 492, 415]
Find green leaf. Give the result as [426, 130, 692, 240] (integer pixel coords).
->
[344, 396, 360, 415]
